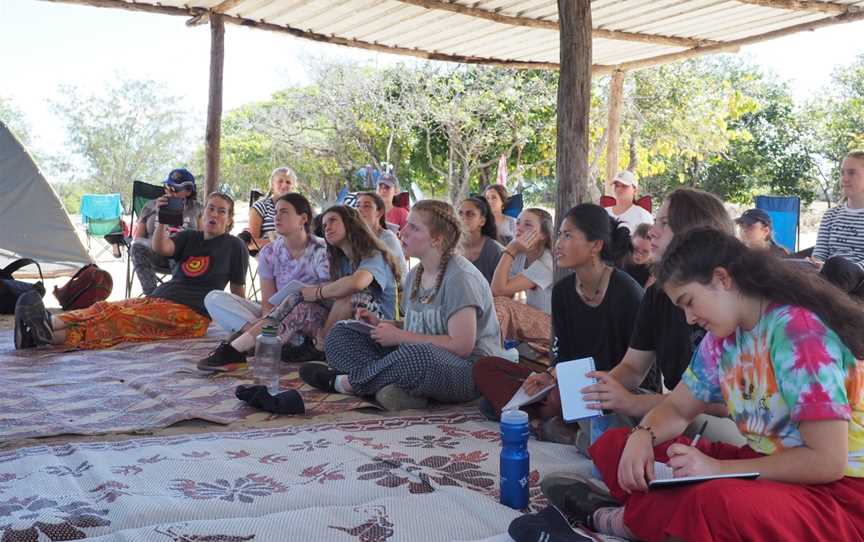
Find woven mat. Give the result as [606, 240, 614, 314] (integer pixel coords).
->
[0, 330, 376, 443]
[0, 412, 621, 541]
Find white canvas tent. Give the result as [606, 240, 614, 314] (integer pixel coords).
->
[0, 121, 92, 278]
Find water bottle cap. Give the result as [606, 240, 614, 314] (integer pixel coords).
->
[261, 323, 278, 336]
[500, 409, 529, 425]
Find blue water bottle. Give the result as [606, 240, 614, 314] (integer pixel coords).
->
[500, 409, 530, 509]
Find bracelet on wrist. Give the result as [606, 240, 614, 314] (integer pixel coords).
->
[503, 250, 516, 260]
[316, 286, 324, 301]
[629, 424, 656, 444]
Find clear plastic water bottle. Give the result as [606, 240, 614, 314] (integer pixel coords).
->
[500, 409, 530, 509]
[253, 321, 281, 395]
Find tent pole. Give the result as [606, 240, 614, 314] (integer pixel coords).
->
[555, 0, 591, 231]
[205, 13, 225, 196]
[605, 69, 625, 195]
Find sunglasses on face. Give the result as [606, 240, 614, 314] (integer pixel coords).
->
[166, 183, 194, 193]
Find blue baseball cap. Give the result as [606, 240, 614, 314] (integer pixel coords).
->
[735, 208, 772, 227]
[163, 168, 196, 191]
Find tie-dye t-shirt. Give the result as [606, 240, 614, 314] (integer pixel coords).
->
[683, 303, 864, 477]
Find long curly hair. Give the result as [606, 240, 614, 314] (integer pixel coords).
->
[321, 205, 401, 286]
[657, 228, 864, 358]
[410, 200, 462, 303]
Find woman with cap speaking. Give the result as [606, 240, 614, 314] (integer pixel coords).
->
[131, 168, 203, 295]
[607, 170, 653, 233]
[735, 208, 789, 256]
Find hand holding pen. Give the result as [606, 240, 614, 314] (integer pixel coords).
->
[666, 420, 718, 478]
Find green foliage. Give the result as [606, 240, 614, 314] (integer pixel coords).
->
[49, 76, 196, 206]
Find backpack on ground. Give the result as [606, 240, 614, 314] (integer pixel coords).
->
[53, 264, 113, 311]
[0, 258, 45, 314]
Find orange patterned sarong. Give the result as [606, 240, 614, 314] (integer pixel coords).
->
[494, 296, 551, 359]
[56, 298, 210, 350]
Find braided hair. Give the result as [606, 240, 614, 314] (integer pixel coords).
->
[410, 200, 462, 303]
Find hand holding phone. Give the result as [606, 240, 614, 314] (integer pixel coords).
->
[158, 196, 184, 227]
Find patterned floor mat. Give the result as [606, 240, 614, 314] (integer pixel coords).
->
[0, 330, 377, 443]
[0, 412, 621, 541]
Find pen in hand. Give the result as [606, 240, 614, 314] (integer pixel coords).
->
[690, 420, 709, 448]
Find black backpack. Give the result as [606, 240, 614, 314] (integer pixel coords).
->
[0, 259, 45, 314]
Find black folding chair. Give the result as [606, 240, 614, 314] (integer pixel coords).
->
[124, 181, 172, 298]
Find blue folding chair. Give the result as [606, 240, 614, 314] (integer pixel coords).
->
[755, 195, 800, 253]
[80, 193, 124, 260]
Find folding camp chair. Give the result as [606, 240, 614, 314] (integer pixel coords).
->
[80, 193, 124, 261]
[600, 194, 652, 213]
[124, 181, 172, 298]
[755, 195, 800, 253]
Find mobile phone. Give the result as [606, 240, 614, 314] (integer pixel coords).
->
[158, 197, 184, 227]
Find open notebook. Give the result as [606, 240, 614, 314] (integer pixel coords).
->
[649, 461, 760, 488]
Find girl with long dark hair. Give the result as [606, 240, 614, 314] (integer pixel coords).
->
[458, 196, 503, 283]
[473, 203, 644, 443]
[198, 193, 331, 370]
[580, 228, 864, 542]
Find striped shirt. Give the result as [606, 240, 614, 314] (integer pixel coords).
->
[252, 197, 276, 237]
[813, 204, 864, 267]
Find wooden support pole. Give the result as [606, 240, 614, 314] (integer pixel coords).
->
[605, 69, 625, 196]
[205, 13, 225, 197]
[555, 0, 591, 231]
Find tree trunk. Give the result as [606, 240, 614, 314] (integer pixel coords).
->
[204, 14, 225, 196]
[555, 0, 591, 234]
[605, 69, 625, 195]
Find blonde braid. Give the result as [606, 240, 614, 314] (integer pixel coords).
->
[410, 201, 461, 303]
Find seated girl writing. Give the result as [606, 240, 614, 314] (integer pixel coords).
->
[562, 228, 864, 542]
[300, 200, 505, 411]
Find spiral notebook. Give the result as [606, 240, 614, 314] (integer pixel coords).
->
[649, 461, 760, 488]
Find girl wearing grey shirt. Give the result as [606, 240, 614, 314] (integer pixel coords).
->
[302, 200, 505, 411]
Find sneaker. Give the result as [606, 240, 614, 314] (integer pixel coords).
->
[281, 335, 326, 363]
[541, 476, 617, 528]
[374, 384, 428, 411]
[14, 291, 53, 350]
[298, 362, 341, 393]
[197, 341, 247, 372]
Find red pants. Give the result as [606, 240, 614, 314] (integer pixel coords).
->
[589, 428, 864, 542]
[472, 356, 561, 420]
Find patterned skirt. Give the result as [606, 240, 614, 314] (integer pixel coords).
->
[57, 298, 210, 350]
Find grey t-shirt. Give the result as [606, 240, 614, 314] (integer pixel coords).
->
[469, 237, 504, 284]
[510, 250, 554, 314]
[338, 251, 398, 320]
[378, 228, 408, 279]
[403, 255, 505, 362]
